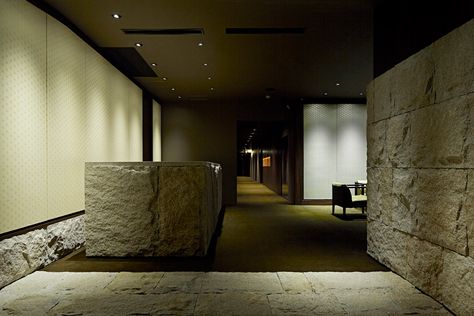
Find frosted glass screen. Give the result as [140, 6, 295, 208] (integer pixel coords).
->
[303, 104, 367, 199]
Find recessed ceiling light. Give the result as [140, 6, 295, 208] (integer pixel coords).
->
[359, 92, 364, 96]
[198, 42, 203, 47]
[300, 97, 304, 101]
[171, 88, 175, 91]
[336, 83, 341, 86]
[151, 63, 157, 67]
[112, 13, 121, 19]
[135, 42, 143, 47]
[203, 63, 208, 66]
[207, 77, 212, 80]
[323, 92, 328, 96]
[210, 87, 214, 91]
[178, 96, 182, 99]
[162, 77, 167, 81]
[265, 95, 271, 99]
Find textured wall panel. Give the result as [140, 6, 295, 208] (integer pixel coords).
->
[110, 71, 130, 161]
[303, 103, 367, 199]
[46, 16, 87, 218]
[153, 100, 162, 161]
[0, 0, 48, 233]
[128, 83, 142, 161]
[336, 104, 367, 183]
[303, 104, 337, 199]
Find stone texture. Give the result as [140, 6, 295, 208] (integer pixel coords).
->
[391, 168, 417, 233]
[367, 120, 387, 168]
[0, 216, 84, 289]
[433, 19, 474, 103]
[201, 272, 283, 294]
[373, 69, 394, 122]
[367, 167, 393, 225]
[195, 292, 272, 316]
[465, 93, 474, 168]
[386, 112, 411, 167]
[85, 161, 222, 257]
[366, 81, 375, 124]
[411, 97, 469, 168]
[268, 293, 344, 315]
[391, 47, 435, 115]
[0, 271, 451, 315]
[466, 170, 474, 259]
[438, 249, 474, 315]
[277, 272, 313, 294]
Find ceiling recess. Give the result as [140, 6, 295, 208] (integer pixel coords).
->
[226, 27, 305, 34]
[122, 28, 204, 35]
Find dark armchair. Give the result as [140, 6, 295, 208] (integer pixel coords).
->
[332, 183, 367, 216]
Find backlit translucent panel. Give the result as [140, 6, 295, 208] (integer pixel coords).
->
[303, 104, 367, 199]
[0, 0, 48, 233]
[110, 70, 130, 161]
[46, 16, 87, 218]
[128, 83, 143, 161]
[303, 104, 337, 199]
[336, 104, 367, 184]
[153, 100, 162, 161]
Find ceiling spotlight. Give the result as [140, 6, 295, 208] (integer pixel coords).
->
[112, 13, 121, 19]
[135, 42, 143, 47]
[198, 42, 203, 47]
[265, 95, 271, 99]
[171, 88, 175, 91]
[178, 96, 182, 99]
[207, 77, 212, 80]
[162, 77, 167, 81]
[203, 63, 208, 66]
[151, 63, 157, 67]
[210, 87, 214, 91]
[323, 92, 328, 96]
[359, 92, 364, 96]
[300, 97, 304, 101]
[253, 128, 256, 131]
[336, 83, 341, 86]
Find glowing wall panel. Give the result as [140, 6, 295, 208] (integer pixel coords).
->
[128, 84, 143, 161]
[46, 16, 87, 218]
[153, 100, 162, 161]
[0, 0, 48, 233]
[303, 104, 367, 199]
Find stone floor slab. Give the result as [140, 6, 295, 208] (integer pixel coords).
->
[268, 293, 345, 315]
[201, 272, 283, 294]
[153, 271, 205, 294]
[106, 271, 164, 294]
[277, 272, 313, 294]
[194, 292, 272, 316]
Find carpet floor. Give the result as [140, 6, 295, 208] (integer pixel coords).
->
[43, 177, 386, 272]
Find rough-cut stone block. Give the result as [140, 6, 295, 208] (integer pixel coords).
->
[277, 272, 313, 294]
[0, 216, 84, 289]
[465, 94, 474, 168]
[366, 81, 375, 124]
[373, 70, 394, 122]
[466, 170, 474, 259]
[411, 98, 469, 168]
[391, 168, 417, 233]
[85, 162, 222, 257]
[194, 293, 272, 316]
[412, 169, 468, 255]
[367, 167, 393, 225]
[201, 272, 283, 294]
[386, 113, 411, 167]
[438, 249, 474, 316]
[391, 47, 435, 115]
[367, 120, 388, 167]
[433, 19, 474, 102]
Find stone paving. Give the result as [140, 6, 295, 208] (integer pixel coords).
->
[0, 271, 451, 315]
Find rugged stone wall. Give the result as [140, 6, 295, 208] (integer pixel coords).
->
[366, 19, 474, 315]
[0, 215, 84, 289]
[85, 161, 222, 257]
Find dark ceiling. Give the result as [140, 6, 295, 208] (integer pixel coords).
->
[42, 0, 374, 103]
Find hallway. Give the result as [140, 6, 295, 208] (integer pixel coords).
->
[43, 177, 384, 272]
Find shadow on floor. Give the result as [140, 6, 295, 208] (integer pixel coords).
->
[43, 177, 387, 273]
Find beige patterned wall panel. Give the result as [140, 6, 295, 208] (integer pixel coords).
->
[85, 47, 112, 162]
[128, 83, 142, 161]
[153, 100, 162, 161]
[46, 16, 87, 218]
[0, 0, 48, 233]
[109, 70, 130, 161]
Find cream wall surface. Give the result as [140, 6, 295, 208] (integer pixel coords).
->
[153, 100, 162, 161]
[0, 0, 143, 233]
[303, 103, 367, 199]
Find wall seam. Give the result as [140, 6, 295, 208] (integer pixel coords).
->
[45, 13, 49, 219]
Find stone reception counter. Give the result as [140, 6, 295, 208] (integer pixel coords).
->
[84, 161, 222, 257]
